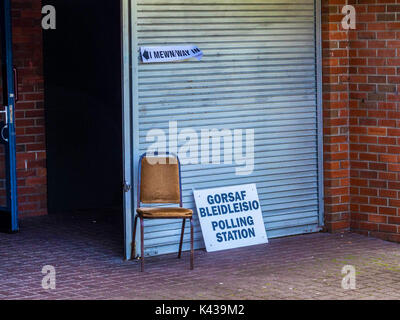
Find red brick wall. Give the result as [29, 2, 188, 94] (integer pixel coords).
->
[322, 0, 351, 232]
[348, 0, 400, 242]
[322, 0, 400, 242]
[12, 0, 47, 217]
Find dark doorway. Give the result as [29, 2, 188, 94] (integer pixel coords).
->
[43, 1, 123, 223]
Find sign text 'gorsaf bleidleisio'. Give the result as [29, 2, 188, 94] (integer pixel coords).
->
[194, 184, 268, 252]
[140, 45, 203, 63]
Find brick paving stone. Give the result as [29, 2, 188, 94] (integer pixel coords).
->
[0, 213, 399, 300]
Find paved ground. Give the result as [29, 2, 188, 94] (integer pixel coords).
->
[0, 213, 400, 300]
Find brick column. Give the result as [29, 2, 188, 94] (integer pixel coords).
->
[322, 0, 351, 232]
[348, 0, 400, 242]
[12, 0, 47, 217]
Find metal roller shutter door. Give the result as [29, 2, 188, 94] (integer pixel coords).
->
[131, 0, 323, 256]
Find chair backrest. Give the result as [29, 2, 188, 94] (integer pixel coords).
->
[138, 153, 182, 206]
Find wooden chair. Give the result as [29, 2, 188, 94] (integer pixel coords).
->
[132, 153, 194, 272]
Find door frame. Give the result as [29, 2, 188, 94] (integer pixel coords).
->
[0, 0, 18, 233]
[122, 0, 133, 260]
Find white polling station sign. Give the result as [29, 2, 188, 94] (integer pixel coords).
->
[193, 184, 268, 252]
[140, 45, 203, 63]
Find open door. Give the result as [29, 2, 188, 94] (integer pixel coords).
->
[0, 0, 18, 233]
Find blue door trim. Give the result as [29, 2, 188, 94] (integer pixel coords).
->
[0, 0, 18, 233]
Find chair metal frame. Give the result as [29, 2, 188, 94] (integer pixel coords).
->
[132, 152, 194, 272]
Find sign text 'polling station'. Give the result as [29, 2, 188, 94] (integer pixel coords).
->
[194, 184, 268, 252]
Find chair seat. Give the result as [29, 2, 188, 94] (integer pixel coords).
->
[137, 207, 193, 218]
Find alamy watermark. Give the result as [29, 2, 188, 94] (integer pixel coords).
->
[342, 5, 356, 30]
[41, 265, 56, 290]
[42, 5, 56, 30]
[341, 265, 356, 290]
[146, 121, 255, 176]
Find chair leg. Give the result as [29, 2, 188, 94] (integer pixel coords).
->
[190, 218, 194, 270]
[131, 215, 138, 260]
[140, 216, 145, 272]
[178, 219, 186, 259]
